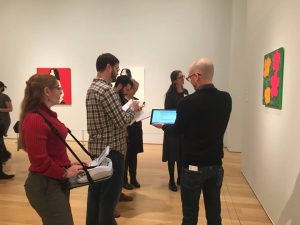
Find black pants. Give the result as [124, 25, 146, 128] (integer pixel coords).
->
[124, 152, 137, 183]
[0, 123, 9, 166]
[86, 150, 125, 225]
[168, 160, 181, 184]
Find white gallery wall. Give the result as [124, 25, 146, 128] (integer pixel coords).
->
[226, 0, 247, 153]
[0, 0, 232, 144]
[230, 0, 300, 224]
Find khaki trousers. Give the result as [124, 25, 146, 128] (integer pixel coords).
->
[25, 172, 74, 225]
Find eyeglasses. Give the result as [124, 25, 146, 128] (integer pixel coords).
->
[186, 73, 200, 82]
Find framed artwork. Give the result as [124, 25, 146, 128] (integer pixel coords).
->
[37, 68, 72, 105]
[262, 47, 284, 109]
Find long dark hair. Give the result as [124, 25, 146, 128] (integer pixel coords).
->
[166, 70, 182, 95]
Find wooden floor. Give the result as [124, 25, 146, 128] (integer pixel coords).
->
[0, 139, 272, 225]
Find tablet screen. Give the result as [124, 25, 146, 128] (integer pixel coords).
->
[150, 109, 176, 124]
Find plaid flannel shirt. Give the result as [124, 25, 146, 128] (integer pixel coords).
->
[86, 78, 134, 156]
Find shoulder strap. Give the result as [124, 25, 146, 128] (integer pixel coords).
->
[36, 111, 94, 184]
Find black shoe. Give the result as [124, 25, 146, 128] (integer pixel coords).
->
[130, 179, 141, 188]
[0, 172, 14, 179]
[119, 193, 133, 202]
[168, 182, 177, 192]
[123, 182, 134, 190]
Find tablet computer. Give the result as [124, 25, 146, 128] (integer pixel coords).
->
[150, 109, 177, 124]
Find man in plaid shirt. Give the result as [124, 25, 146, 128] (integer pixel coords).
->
[86, 53, 140, 225]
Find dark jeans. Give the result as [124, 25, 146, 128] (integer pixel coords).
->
[124, 152, 137, 183]
[86, 150, 125, 225]
[181, 165, 224, 225]
[24, 172, 73, 225]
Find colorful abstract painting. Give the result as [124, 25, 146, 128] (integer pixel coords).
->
[37, 68, 72, 105]
[263, 47, 284, 109]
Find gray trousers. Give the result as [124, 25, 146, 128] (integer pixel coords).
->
[24, 172, 74, 225]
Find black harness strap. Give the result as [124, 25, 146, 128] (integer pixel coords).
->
[35, 111, 94, 185]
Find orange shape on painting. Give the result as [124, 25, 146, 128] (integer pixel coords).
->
[264, 87, 271, 104]
[264, 57, 271, 77]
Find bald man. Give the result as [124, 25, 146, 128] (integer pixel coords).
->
[153, 58, 232, 225]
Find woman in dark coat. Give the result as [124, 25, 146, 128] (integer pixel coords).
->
[123, 79, 144, 189]
[162, 70, 188, 191]
[126, 114, 143, 187]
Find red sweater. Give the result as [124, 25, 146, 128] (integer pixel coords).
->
[22, 105, 70, 179]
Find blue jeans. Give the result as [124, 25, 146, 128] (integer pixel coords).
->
[86, 150, 125, 225]
[181, 165, 224, 225]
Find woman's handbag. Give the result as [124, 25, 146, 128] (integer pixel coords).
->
[36, 112, 113, 189]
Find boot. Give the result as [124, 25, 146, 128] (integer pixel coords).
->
[0, 149, 11, 163]
[0, 139, 11, 163]
[130, 178, 141, 188]
[0, 172, 14, 179]
[123, 182, 134, 190]
[123, 176, 134, 190]
[168, 181, 177, 192]
[0, 165, 14, 179]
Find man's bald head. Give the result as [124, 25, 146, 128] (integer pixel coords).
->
[190, 58, 214, 82]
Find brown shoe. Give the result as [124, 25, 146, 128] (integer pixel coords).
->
[114, 210, 121, 218]
[119, 192, 133, 202]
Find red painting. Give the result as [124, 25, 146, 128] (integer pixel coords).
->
[37, 68, 72, 105]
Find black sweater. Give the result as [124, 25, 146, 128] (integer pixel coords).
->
[163, 84, 232, 167]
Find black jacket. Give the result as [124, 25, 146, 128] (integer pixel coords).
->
[163, 84, 232, 167]
[127, 97, 143, 155]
